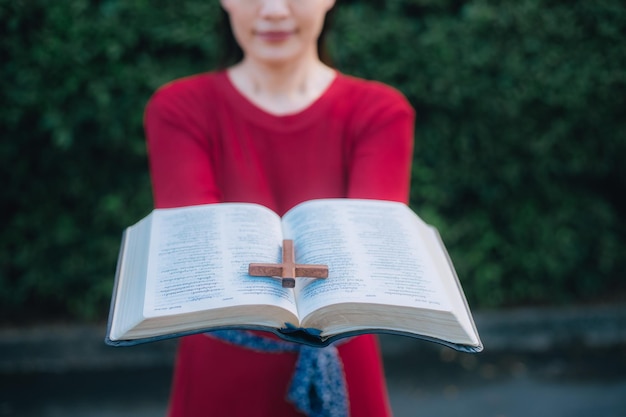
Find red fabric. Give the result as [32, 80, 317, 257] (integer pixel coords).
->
[145, 71, 415, 417]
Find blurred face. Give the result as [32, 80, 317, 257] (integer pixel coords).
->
[220, 0, 335, 65]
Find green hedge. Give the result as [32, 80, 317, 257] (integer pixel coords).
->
[1, 0, 624, 321]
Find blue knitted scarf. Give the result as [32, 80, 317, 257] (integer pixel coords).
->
[207, 330, 349, 417]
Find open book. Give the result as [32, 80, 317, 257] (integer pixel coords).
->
[106, 199, 482, 352]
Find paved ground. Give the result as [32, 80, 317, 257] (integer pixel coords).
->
[4, 344, 626, 417]
[386, 343, 626, 417]
[2, 305, 626, 417]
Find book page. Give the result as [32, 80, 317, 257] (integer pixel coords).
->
[282, 199, 453, 320]
[143, 204, 297, 318]
[109, 216, 152, 341]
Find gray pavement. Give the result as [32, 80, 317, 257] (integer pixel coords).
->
[2, 304, 626, 417]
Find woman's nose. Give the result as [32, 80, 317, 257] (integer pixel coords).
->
[258, 0, 290, 19]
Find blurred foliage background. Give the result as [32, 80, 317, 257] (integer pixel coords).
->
[1, 0, 624, 322]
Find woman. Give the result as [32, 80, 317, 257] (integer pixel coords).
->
[145, 0, 415, 416]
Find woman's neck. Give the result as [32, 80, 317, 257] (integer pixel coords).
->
[227, 56, 336, 116]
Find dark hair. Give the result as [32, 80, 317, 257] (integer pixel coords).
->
[217, 8, 335, 68]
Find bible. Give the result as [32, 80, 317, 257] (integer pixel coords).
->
[105, 199, 482, 352]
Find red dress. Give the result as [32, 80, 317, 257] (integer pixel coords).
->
[145, 71, 415, 417]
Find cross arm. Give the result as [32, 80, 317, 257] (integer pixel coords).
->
[248, 239, 329, 288]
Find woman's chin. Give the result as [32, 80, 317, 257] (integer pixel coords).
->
[244, 44, 310, 66]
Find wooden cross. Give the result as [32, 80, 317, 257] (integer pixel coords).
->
[248, 239, 329, 288]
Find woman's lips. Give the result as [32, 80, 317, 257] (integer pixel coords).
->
[255, 30, 294, 42]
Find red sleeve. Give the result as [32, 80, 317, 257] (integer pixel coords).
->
[346, 84, 415, 204]
[144, 79, 222, 209]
